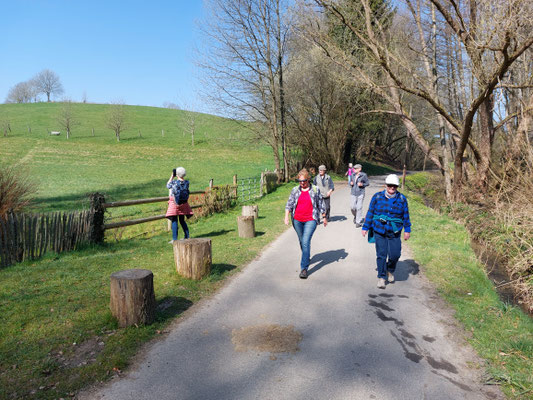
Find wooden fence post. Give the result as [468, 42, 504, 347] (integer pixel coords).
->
[260, 172, 265, 196]
[209, 179, 214, 189]
[233, 174, 238, 198]
[89, 193, 106, 244]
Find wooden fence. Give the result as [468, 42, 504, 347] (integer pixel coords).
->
[0, 210, 91, 268]
[0, 172, 279, 268]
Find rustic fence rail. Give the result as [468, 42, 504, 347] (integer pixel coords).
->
[0, 210, 91, 268]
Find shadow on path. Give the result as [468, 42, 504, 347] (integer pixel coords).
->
[328, 215, 348, 222]
[308, 249, 348, 276]
[392, 259, 420, 282]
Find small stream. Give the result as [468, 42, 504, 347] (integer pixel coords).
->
[470, 240, 529, 315]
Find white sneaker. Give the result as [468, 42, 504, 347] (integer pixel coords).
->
[387, 272, 395, 283]
[377, 278, 386, 288]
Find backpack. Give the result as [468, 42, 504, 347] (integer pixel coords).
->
[173, 180, 190, 205]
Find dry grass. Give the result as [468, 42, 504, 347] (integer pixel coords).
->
[0, 166, 33, 218]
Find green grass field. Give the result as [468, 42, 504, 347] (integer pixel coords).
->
[0, 102, 274, 213]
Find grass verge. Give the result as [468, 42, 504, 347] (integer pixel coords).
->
[406, 189, 533, 399]
[0, 184, 293, 400]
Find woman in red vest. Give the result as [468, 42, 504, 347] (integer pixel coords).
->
[284, 169, 327, 279]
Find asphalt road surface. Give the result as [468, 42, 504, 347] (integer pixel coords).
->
[80, 178, 503, 400]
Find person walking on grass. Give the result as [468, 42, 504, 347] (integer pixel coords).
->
[362, 174, 411, 289]
[313, 165, 334, 220]
[350, 164, 370, 227]
[285, 168, 327, 279]
[166, 167, 193, 242]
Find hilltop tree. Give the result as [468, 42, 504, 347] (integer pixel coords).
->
[5, 81, 38, 103]
[106, 102, 128, 142]
[33, 69, 64, 102]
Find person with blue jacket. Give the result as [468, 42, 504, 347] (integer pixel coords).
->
[362, 174, 411, 288]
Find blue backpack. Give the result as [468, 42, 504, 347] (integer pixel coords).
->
[173, 180, 190, 205]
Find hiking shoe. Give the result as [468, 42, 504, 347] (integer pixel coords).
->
[377, 278, 386, 288]
[355, 223, 362, 228]
[387, 272, 395, 283]
[353, 216, 357, 224]
[299, 269, 308, 279]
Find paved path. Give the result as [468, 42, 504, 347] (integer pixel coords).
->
[81, 179, 502, 400]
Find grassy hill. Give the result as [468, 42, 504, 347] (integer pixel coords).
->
[0, 102, 274, 213]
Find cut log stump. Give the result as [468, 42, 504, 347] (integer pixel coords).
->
[173, 238, 212, 280]
[237, 215, 255, 238]
[110, 269, 156, 328]
[242, 205, 259, 219]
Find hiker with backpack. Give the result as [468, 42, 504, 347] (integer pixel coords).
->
[361, 174, 411, 289]
[166, 167, 192, 242]
[284, 168, 327, 279]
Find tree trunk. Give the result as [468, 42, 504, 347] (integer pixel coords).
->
[109, 269, 156, 328]
[173, 238, 212, 280]
[237, 216, 255, 238]
[477, 95, 495, 190]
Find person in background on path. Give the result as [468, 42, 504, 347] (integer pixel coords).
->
[350, 163, 370, 227]
[362, 174, 411, 289]
[285, 168, 327, 279]
[345, 162, 355, 185]
[166, 167, 193, 242]
[313, 165, 334, 219]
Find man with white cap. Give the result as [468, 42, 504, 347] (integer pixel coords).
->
[313, 165, 334, 219]
[362, 174, 411, 289]
[350, 163, 369, 227]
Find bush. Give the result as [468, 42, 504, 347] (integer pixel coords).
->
[0, 166, 33, 218]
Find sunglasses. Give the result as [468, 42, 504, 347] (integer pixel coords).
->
[386, 184, 398, 188]
[297, 179, 308, 183]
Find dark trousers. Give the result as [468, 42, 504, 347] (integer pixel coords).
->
[374, 231, 401, 279]
[323, 197, 331, 219]
[169, 215, 189, 240]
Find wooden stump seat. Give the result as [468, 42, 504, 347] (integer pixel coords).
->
[242, 205, 259, 219]
[173, 238, 212, 280]
[110, 269, 156, 328]
[237, 215, 255, 238]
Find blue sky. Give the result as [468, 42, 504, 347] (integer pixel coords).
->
[0, 1, 206, 109]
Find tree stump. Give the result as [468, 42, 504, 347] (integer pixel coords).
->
[110, 269, 156, 328]
[237, 215, 255, 238]
[173, 238, 212, 280]
[242, 205, 259, 219]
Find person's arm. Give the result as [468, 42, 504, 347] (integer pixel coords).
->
[361, 195, 377, 236]
[403, 196, 411, 240]
[362, 173, 370, 187]
[284, 209, 291, 225]
[284, 189, 296, 225]
[166, 174, 174, 190]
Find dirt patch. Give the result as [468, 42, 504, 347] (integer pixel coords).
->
[52, 337, 106, 369]
[231, 324, 302, 354]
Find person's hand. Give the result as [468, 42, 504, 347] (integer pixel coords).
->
[327, 190, 333, 197]
[362, 230, 367, 237]
[284, 215, 290, 226]
[358, 182, 363, 187]
[323, 217, 328, 227]
[350, 181, 354, 186]
[404, 232, 410, 241]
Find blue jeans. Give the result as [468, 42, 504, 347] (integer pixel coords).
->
[292, 219, 317, 271]
[169, 215, 189, 241]
[374, 231, 401, 279]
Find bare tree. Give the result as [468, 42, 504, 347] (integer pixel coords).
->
[198, 0, 291, 180]
[57, 100, 79, 139]
[106, 103, 128, 142]
[33, 69, 64, 102]
[308, 0, 533, 200]
[5, 81, 37, 103]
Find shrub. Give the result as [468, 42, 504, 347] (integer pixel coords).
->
[0, 166, 33, 218]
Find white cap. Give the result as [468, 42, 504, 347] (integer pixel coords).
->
[385, 174, 400, 186]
